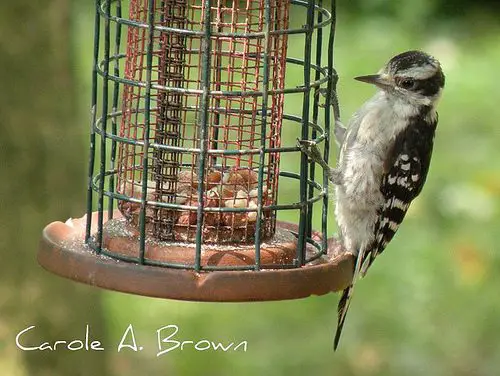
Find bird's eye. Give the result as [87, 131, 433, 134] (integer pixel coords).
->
[399, 78, 416, 90]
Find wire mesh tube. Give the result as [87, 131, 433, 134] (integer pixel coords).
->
[116, 0, 290, 244]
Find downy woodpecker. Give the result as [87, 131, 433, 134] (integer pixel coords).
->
[298, 50, 445, 350]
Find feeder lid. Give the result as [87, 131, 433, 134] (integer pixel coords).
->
[38, 213, 354, 302]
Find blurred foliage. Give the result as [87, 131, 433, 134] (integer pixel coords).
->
[0, 1, 108, 375]
[343, 0, 500, 21]
[1, 0, 499, 375]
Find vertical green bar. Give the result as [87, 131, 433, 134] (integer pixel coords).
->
[322, 0, 338, 254]
[297, 0, 315, 265]
[86, 0, 101, 244]
[253, 0, 272, 270]
[96, 0, 112, 252]
[138, 0, 157, 264]
[194, 0, 213, 271]
[108, 1, 122, 219]
[307, 0, 324, 239]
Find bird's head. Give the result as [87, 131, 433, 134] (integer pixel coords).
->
[355, 50, 445, 109]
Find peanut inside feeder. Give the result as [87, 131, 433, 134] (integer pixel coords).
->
[117, 167, 274, 244]
[174, 168, 273, 243]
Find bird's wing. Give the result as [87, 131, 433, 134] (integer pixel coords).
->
[361, 119, 436, 275]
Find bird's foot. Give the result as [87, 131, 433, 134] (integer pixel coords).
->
[296, 139, 325, 165]
[296, 139, 341, 185]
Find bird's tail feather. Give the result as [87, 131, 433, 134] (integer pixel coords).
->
[333, 248, 366, 350]
[333, 285, 353, 350]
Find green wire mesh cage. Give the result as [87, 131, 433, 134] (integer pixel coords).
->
[38, 0, 354, 301]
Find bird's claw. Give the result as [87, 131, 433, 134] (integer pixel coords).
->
[314, 88, 328, 108]
[296, 138, 316, 148]
[297, 138, 325, 165]
[297, 138, 341, 185]
[315, 88, 328, 99]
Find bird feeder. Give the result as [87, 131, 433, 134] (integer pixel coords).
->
[38, 0, 354, 301]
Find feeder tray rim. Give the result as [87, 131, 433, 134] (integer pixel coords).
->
[38, 217, 354, 302]
[99, 0, 332, 39]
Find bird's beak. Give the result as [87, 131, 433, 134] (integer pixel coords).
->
[354, 74, 393, 89]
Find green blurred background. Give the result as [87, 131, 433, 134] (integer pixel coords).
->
[1, 1, 500, 375]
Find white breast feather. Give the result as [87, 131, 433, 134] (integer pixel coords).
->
[334, 92, 411, 254]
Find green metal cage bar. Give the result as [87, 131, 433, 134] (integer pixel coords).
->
[307, 0, 322, 241]
[95, 55, 331, 96]
[323, 0, 340, 254]
[85, 0, 101, 242]
[193, 0, 213, 271]
[137, 0, 156, 263]
[98, 0, 332, 37]
[107, 0, 122, 219]
[253, 0, 273, 271]
[296, 0, 316, 265]
[95, 0, 112, 253]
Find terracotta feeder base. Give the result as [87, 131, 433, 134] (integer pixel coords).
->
[38, 211, 354, 302]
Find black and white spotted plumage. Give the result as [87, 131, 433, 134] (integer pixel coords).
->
[330, 51, 445, 350]
[361, 114, 437, 274]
